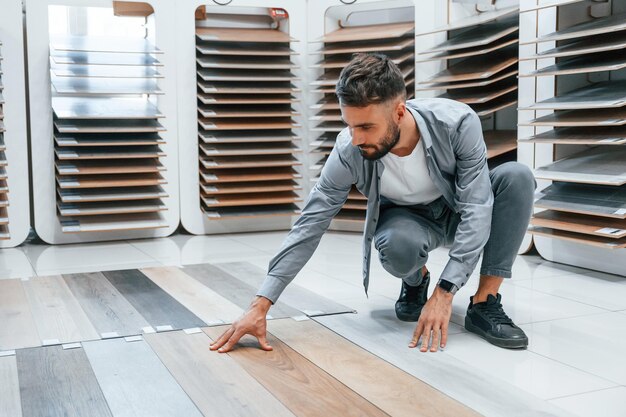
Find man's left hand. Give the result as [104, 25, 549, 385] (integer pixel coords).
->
[410, 287, 453, 352]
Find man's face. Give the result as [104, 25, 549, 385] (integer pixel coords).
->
[340, 102, 401, 161]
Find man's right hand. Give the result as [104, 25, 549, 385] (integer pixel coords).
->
[209, 296, 274, 353]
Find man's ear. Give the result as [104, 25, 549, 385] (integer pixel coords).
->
[395, 100, 406, 123]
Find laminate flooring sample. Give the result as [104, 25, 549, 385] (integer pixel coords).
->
[320, 37, 413, 56]
[531, 210, 626, 238]
[57, 186, 167, 203]
[525, 12, 626, 44]
[52, 64, 162, 78]
[530, 226, 626, 248]
[522, 31, 626, 61]
[102, 269, 206, 330]
[52, 77, 162, 95]
[17, 345, 113, 417]
[203, 326, 387, 417]
[62, 272, 150, 338]
[0, 355, 22, 417]
[55, 132, 164, 147]
[524, 126, 626, 145]
[140, 266, 244, 325]
[51, 51, 161, 66]
[22, 275, 100, 344]
[145, 330, 295, 417]
[213, 262, 355, 316]
[50, 35, 161, 54]
[58, 200, 166, 216]
[181, 263, 302, 319]
[521, 51, 626, 77]
[426, 16, 518, 53]
[196, 26, 294, 43]
[418, 36, 517, 62]
[82, 338, 203, 417]
[535, 183, 626, 219]
[534, 147, 626, 185]
[522, 80, 626, 110]
[0, 279, 40, 350]
[318, 21, 414, 43]
[55, 119, 165, 133]
[52, 97, 163, 119]
[269, 318, 479, 417]
[523, 107, 626, 126]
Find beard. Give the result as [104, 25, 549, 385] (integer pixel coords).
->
[358, 120, 401, 161]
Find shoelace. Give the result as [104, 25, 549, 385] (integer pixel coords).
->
[482, 301, 514, 325]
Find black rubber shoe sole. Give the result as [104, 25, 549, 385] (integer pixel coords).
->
[465, 316, 529, 349]
[395, 303, 423, 322]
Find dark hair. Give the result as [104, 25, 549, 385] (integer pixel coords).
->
[335, 53, 406, 107]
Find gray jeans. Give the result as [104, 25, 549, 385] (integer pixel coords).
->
[374, 162, 536, 286]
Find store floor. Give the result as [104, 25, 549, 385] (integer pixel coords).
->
[1, 231, 625, 416]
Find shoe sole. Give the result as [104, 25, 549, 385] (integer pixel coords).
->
[464, 316, 528, 349]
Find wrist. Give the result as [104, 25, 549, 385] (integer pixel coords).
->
[433, 286, 454, 301]
[250, 296, 273, 313]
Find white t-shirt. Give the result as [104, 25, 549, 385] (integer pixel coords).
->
[380, 140, 443, 206]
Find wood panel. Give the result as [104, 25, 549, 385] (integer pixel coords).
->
[56, 173, 165, 189]
[521, 51, 626, 77]
[318, 21, 413, 43]
[521, 80, 626, 110]
[56, 147, 164, 160]
[102, 269, 206, 330]
[419, 37, 519, 62]
[534, 147, 626, 185]
[269, 318, 479, 417]
[83, 338, 204, 417]
[55, 133, 165, 147]
[204, 204, 301, 219]
[523, 126, 626, 145]
[52, 97, 163, 119]
[524, 12, 626, 44]
[197, 56, 296, 70]
[199, 118, 296, 131]
[532, 210, 626, 238]
[61, 213, 168, 233]
[196, 27, 294, 43]
[484, 130, 518, 159]
[203, 326, 388, 417]
[472, 92, 517, 117]
[50, 35, 161, 54]
[201, 167, 299, 183]
[51, 50, 162, 66]
[0, 279, 40, 350]
[421, 6, 518, 34]
[417, 69, 517, 90]
[58, 200, 166, 216]
[535, 183, 626, 219]
[145, 330, 296, 417]
[62, 272, 150, 337]
[17, 346, 113, 417]
[199, 143, 297, 156]
[55, 119, 165, 133]
[56, 160, 164, 175]
[200, 180, 298, 195]
[196, 43, 295, 56]
[140, 266, 244, 325]
[529, 226, 626, 249]
[22, 275, 100, 344]
[0, 355, 21, 417]
[317, 37, 413, 56]
[200, 155, 299, 169]
[521, 31, 626, 61]
[52, 77, 162, 95]
[197, 69, 294, 82]
[197, 81, 297, 95]
[202, 192, 299, 208]
[438, 78, 517, 104]
[425, 16, 518, 53]
[58, 186, 167, 203]
[52, 64, 162, 79]
[198, 93, 297, 105]
[522, 108, 626, 127]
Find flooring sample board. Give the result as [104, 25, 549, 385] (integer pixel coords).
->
[55, 132, 164, 147]
[52, 97, 163, 119]
[438, 78, 517, 104]
[22, 275, 100, 344]
[198, 106, 296, 118]
[203, 204, 301, 220]
[58, 200, 166, 216]
[57, 160, 164, 175]
[181, 263, 302, 319]
[58, 186, 167, 203]
[197, 81, 297, 95]
[522, 108, 626, 127]
[61, 213, 168, 233]
[523, 126, 626, 145]
[196, 42, 295, 56]
[55, 119, 165, 133]
[313, 65, 413, 86]
[318, 37, 414, 56]
[531, 210, 626, 238]
[417, 69, 517, 90]
[140, 266, 244, 325]
[484, 130, 517, 159]
[198, 93, 296, 105]
[521, 32, 626, 61]
[200, 155, 299, 169]
[534, 147, 626, 185]
[145, 330, 295, 417]
[269, 318, 479, 417]
[535, 183, 626, 219]
[422, 6, 518, 34]
[102, 269, 206, 330]
[471, 92, 517, 117]
[197, 68, 294, 82]
[420, 45, 518, 83]
[55, 147, 164, 160]
[51, 51, 162, 66]
[521, 51, 626, 77]
[82, 338, 203, 417]
[62, 272, 150, 337]
[524, 12, 626, 44]
[203, 327, 386, 417]
[317, 21, 414, 43]
[202, 192, 299, 208]
[521, 81, 626, 110]
[199, 118, 296, 131]
[315, 51, 413, 69]
[57, 173, 165, 189]
[529, 226, 626, 248]
[425, 16, 519, 53]
[196, 27, 294, 43]
[200, 167, 299, 183]
[199, 143, 297, 156]
[51, 64, 162, 78]
[196, 56, 295, 70]
[52, 77, 162, 95]
[213, 262, 355, 316]
[0, 355, 21, 417]
[50, 35, 161, 54]
[0, 280, 40, 350]
[521, 0, 584, 11]
[17, 345, 113, 417]
[200, 180, 298, 194]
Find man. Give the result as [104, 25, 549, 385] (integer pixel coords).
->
[211, 53, 535, 354]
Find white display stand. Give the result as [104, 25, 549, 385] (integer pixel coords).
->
[518, 0, 626, 275]
[177, 0, 307, 235]
[0, 0, 32, 248]
[25, 0, 180, 244]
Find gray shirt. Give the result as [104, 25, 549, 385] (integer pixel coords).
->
[257, 98, 494, 303]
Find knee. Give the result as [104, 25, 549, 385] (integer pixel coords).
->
[376, 231, 427, 278]
[491, 162, 536, 199]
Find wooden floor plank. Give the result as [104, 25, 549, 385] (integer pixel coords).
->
[17, 345, 113, 417]
[22, 275, 100, 344]
[144, 330, 295, 417]
[140, 266, 244, 325]
[203, 326, 389, 417]
[268, 318, 479, 417]
[102, 269, 207, 330]
[180, 263, 302, 319]
[83, 338, 204, 417]
[63, 272, 150, 337]
[215, 262, 355, 316]
[0, 280, 41, 351]
[0, 355, 22, 417]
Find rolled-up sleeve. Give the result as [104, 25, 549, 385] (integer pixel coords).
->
[440, 111, 493, 289]
[256, 143, 355, 303]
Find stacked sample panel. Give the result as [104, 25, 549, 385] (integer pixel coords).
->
[310, 21, 415, 223]
[49, 36, 169, 233]
[519, 11, 626, 248]
[195, 27, 303, 220]
[0, 40, 7, 239]
[417, 8, 520, 159]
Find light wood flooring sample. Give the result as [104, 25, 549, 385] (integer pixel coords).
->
[0, 355, 22, 417]
[0, 280, 40, 350]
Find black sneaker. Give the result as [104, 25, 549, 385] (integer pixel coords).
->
[395, 272, 430, 322]
[465, 293, 528, 349]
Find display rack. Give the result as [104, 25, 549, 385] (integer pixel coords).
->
[518, 0, 626, 274]
[25, 0, 179, 243]
[0, 0, 31, 247]
[307, 0, 416, 232]
[178, 0, 306, 235]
